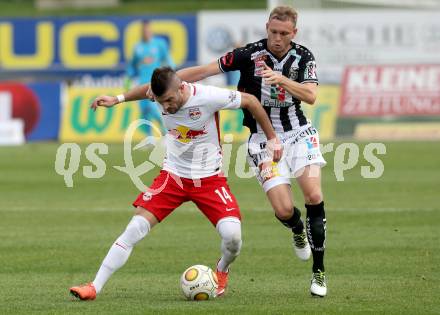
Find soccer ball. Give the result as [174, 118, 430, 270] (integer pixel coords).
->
[180, 265, 218, 300]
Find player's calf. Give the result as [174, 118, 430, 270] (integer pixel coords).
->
[69, 215, 151, 300]
[276, 207, 311, 261]
[306, 201, 326, 273]
[215, 218, 242, 296]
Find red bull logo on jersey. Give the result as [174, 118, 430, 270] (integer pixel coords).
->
[189, 108, 201, 120]
[169, 125, 207, 143]
[306, 136, 319, 149]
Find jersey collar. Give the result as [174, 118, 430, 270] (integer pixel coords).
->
[263, 38, 295, 63]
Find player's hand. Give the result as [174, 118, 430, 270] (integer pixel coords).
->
[267, 137, 283, 162]
[261, 62, 285, 85]
[90, 95, 118, 111]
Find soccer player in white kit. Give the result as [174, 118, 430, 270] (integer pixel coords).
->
[69, 67, 282, 300]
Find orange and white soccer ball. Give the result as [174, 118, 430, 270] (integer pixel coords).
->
[180, 265, 218, 300]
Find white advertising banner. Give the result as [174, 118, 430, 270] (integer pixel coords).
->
[0, 92, 25, 145]
[198, 10, 440, 83]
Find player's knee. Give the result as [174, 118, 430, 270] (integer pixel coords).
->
[274, 205, 294, 221]
[224, 232, 242, 256]
[119, 215, 151, 247]
[304, 191, 323, 205]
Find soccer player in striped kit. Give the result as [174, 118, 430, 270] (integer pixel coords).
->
[186, 6, 328, 296]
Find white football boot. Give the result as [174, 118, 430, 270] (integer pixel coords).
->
[292, 230, 311, 261]
[310, 270, 327, 297]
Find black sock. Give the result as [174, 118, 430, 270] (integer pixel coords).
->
[306, 201, 326, 273]
[275, 207, 304, 234]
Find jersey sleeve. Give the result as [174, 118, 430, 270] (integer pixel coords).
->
[218, 46, 250, 73]
[298, 50, 319, 84]
[200, 85, 242, 112]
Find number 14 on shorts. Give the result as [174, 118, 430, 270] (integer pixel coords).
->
[215, 187, 233, 205]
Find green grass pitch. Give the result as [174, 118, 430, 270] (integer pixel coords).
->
[0, 141, 439, 314]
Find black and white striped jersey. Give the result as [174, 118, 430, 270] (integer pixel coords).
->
[218, 39, 318, 134]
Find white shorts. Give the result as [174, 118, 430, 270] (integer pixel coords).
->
[246, 124, 327, 193]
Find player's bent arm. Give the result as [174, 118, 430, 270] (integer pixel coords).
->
[262, 63, 317, 105]
[240, 93, 283, 162]
[177, 61, 222, 83]
[279, 79, 318, 105]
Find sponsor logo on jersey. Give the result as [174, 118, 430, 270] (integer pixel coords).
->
[221, 52, 234, 67]
[262, 99, 292, 107]
[189, 107, 201, 120]
[169, 125, 207, 143]
[288, 66, 299, 80]
[306, 136, 319, 149]
[270, 84, 286, 102]
[305, 61, 317, 80]
[251, 50, 268, 77]
[250, 50, 268, 61]
[258, 161, 279, 183]
[284, 126, 318, 144]
[287, 49, 302, 81]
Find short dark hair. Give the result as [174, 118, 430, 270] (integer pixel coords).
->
[151, 66, 178, 97]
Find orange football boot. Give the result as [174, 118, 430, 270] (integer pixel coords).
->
[215, 270, 229, 297]
[69, 283, 96, 300]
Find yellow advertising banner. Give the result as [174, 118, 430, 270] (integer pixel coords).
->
[60, 86, 250, 143]
[60, 85, 340, 143]
[302, 85, 340, 141]
[60, 87, 151, 142]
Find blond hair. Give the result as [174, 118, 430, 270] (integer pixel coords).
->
[269, 6, 298, 27]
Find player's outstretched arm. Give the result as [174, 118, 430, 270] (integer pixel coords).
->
[90, 84, 152, 111]
[176, 61, 222, 83]
[240, 93, 283, 162]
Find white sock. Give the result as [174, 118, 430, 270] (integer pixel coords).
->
[216, 217, 242, 272]
[92, 215, 150, 293]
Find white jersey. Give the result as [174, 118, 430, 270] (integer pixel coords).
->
[161, 83, 241, 178]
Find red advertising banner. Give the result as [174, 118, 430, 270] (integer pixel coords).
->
[340, 65, 440, 117]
